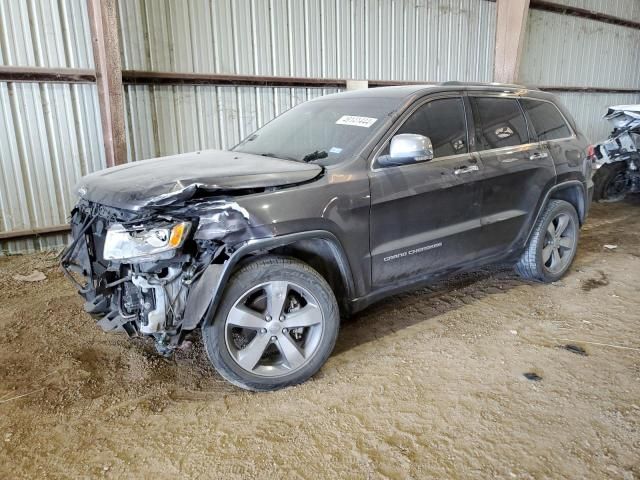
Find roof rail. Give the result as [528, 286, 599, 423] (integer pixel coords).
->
[439, 81, 538, 90]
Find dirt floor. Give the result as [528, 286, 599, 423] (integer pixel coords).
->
[1, 198, 639, 479]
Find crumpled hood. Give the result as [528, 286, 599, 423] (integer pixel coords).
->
[604, 104, 640, 129]
[605, 104, 640, 119]
[76, 149, 322, 210]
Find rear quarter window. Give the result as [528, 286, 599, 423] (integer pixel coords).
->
[521, 99, 572, 141]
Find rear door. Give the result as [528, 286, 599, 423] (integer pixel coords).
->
[520, 97, 579, 183]
[369, 95, 484, 288]
[468, 95, 556, 256]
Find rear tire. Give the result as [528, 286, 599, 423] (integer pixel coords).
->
[202, 255, 339, 391]
[515, 200, 580, 283]
[593, 162, 628, 202]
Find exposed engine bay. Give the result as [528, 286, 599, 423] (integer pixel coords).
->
[592, 105, 640, 201]
[61, 199, 226, 355]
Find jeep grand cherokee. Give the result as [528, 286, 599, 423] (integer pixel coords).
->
[62, 83, 593, 391]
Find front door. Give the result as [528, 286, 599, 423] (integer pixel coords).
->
[369, 96, 484, 288]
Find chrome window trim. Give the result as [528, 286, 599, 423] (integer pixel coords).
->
[468, 141, 542, 156]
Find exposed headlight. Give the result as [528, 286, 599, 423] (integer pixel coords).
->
[103, 221, 191, 262]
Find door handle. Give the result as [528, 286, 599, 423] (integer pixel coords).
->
[529, 152, 549, 160]
[453, 165, 479, 175]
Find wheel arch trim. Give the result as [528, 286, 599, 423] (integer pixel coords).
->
[186, 230, 356, 330]
[525, 180, 587, 244]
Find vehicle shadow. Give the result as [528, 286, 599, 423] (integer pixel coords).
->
[333, 266, 527, 356]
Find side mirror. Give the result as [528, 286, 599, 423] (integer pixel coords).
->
[378, 134, 434, 167]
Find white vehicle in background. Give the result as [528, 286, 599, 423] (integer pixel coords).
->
[592, 105, 640, 202]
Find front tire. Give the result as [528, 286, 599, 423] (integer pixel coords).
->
[515, 199, 580, 282]
[202, 256, 339, 391]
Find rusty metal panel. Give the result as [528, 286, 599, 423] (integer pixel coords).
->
[555, 91, 640, 143]
[118, 0, 496, 82]
[520, 9, 640, 88]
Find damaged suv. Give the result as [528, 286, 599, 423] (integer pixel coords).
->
[63, 83, 593, 391]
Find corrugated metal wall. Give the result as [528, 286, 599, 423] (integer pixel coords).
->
[0, 0, 103, 253]
[554, 92, 640, 142]
[520, 10, 640, 89]
[118, 0, 496, 161]
[557, 0, 640, 23]
[118, 0, 496, 80]
[0, 0, 94, 68]
[520, 8, 640, 142]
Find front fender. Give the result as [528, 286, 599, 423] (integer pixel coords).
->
[181, 230, 356, 330]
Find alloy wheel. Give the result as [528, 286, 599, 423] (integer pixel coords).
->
[224, 281, 325, 377]
[542, 212, 577, 274]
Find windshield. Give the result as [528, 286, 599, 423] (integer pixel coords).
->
[232, 97, 400, 165]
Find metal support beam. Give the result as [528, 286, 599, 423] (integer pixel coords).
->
[530, 0, 640, 30]
[122, 70, 347, 88]
[0, 66, 96, 83]
[0, 224, 70, 241]
[87, 0, 126, 168]
[494, 0, 530, 84]
[1, 67, 638, 94]
[122, 72, 429, 89]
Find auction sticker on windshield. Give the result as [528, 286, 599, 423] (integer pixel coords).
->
[336, 115, 378, 128]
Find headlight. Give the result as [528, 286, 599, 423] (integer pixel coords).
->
[103, 221, 191, 261]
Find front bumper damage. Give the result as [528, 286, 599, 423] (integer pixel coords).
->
[60, 199, 250, 355]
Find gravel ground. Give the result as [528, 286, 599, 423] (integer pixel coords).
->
[0, 199, 639, 479]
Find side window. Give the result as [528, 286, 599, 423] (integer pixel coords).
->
[470, 97, 529, 151]
[395, 97, 468, 158]
[521, 99, 572, 141]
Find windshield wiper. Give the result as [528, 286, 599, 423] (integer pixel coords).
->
[258, 152, 298, 162]
[301, 150, 328, 163]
